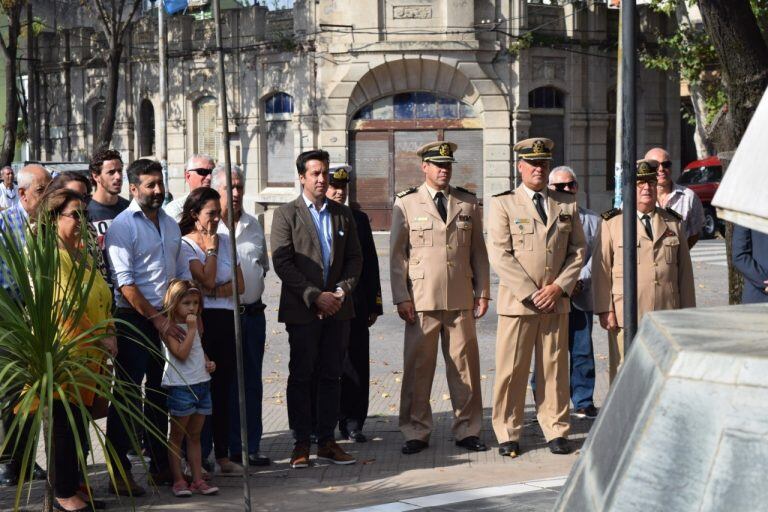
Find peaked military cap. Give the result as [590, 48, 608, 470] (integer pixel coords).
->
[329, 164, 351, 186]
[514, 137, 554, 160]
[417, 141, 457, 163]
[636, 159, 659, 182]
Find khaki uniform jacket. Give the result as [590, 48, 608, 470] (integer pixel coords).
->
[488, 186, 586, 316]
[592, 208, 696, 327]
[390, 184, 490, 311]
[271, 196, 363, 324]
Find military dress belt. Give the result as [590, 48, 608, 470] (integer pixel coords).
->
[239, 300, 266, 316]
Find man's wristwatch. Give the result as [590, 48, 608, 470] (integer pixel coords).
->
[206, 248, 218, 257]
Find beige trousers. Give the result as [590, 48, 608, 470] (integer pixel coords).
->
[608, 328, 626, 384]
[492, 313, 570, 443]
[399, 309, 483, 442]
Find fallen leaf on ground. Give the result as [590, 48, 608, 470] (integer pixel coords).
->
[442, 393, 450, 400]
[362, 459, 376, 465]
[381, 392, 390, 398]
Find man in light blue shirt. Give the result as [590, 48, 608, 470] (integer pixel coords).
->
[104, 158, 190, 496]
[0, 164, 50, 487]
[302, 192, 333, 284]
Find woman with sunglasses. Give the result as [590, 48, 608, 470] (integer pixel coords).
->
[37, 188, 116, 511]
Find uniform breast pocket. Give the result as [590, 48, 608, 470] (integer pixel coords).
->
[410, 221, 434, 247]
[457, 221, 472, 246]
[664, 237, 680, 264]
[511, 222, 534, 251]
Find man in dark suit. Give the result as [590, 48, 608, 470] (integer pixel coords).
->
[733, 225, 768, 304]
[325, 165, 383, 443]
[271, 150, 363, 469]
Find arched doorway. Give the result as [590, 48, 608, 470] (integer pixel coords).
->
[349, 92, 482, 230]
[139, 99, 155, 156]
[529, 86, 566, 167]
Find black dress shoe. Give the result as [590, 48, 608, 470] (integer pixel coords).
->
[32, 462, 47, 480]
[498, 441, 520, 457]
[401, 440, 428, 455]
[248, 454, 271, 466]
[0, 462, 18, 487]
[548, 437, 572, 455]
[455, 436, 488, 452]
[346, 430, 367, 443]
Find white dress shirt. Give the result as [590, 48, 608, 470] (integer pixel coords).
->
[217, 212, 268, 305]
[0, 183, 19, 210]
[521, 183, 549, 219]
[659, 184, 704, 239]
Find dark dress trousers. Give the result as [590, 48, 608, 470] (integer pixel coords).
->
[271, 196, 363, 443]
[339, 208, 383, 433]
[733, 225, 768, 304]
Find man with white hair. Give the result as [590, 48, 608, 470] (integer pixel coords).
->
[531, 166, 601, 419]
[0, 164, 51, 486]
[0, 166, 19, 210]
[645, 147, 704, 248]
[210, 165, 271, 467]
[163, 154, 215, 221]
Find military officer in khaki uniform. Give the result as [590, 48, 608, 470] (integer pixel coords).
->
[488, 138, 586, 457]
[390, 141, 491, 455]
[592, 159, 696, 383]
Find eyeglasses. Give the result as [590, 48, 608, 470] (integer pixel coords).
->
[60, 211, 83, 221]
[188, 167, 213, 177]
[636, 180, 656, 188]
[553, 181, 577, 192]
[659, 160, 672, 168]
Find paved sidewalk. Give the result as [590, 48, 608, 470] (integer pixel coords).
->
[0, 238, 728, 511]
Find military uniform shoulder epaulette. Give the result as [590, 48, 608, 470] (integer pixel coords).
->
[396, 187, 418, 198]
[601, 207, 622, 220]
[664, 207, 683, 221]
[493, 190, 513, 197]
[454, 186, 476, 196]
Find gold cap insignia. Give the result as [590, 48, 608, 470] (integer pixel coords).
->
[439, 143, 451, 157]
[532, 139, 546, 154]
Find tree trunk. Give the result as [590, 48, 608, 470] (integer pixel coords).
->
[698, 0, 768, 146]
[95, 44, 123, 152]
[697, 0, 768, 304]
[688, 83, 713, 159]
[0, 3, 23, 167]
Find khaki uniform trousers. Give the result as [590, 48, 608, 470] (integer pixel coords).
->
[399, 309, 483, 442]
[492, 313, 570, 443]
[608, 328, 626, 384]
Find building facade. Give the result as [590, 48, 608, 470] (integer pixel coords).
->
[32, 0, 679, 230]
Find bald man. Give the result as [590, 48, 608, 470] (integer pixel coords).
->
[0, 164, 51, 485]
[645, 148, 704, 248]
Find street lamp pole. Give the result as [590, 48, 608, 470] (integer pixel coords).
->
[212, 0, 251, 510]
[621, 0, 638, 347]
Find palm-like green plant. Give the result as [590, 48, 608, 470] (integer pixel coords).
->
[0, 214, 168, 511]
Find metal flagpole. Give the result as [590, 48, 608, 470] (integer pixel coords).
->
[158, 1, 171, 204]
[613, 13, 623, 208]
[621, 0, 638, 347]
[212, 0, 251, 509]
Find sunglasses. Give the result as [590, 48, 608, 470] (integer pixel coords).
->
[658, 160, 672, 168]
[553, 181, 577, 192]
[61, 211, 84, 221]
[188, 167, 213, 177]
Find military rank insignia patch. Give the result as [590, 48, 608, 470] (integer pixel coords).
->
[454, 186, 476, 196]
[396, 187, 418, 198]
[601, 208, 622, 220]
[493, 190, 513, 197]
[459, 215, 471, 221]
[665, 207, 683, 221]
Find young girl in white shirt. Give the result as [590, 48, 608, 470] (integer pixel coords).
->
[161, 279, 219, 497]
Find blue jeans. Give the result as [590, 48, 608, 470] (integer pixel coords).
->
[531, 308, 595, 410]
[229, 310, 266, 456]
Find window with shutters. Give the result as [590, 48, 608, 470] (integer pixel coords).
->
[264, 92, 295, 186]
[195, 96, 219, 158]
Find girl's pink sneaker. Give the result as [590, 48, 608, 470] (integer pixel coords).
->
[190, 479, 219, 496]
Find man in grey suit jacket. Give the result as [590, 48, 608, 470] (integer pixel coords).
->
[271, 149, 363, 469]
[540, 167, 600, 418]
[733, 225, 768, 304]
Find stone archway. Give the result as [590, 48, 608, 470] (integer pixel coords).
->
[321, 57, 511, 228]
